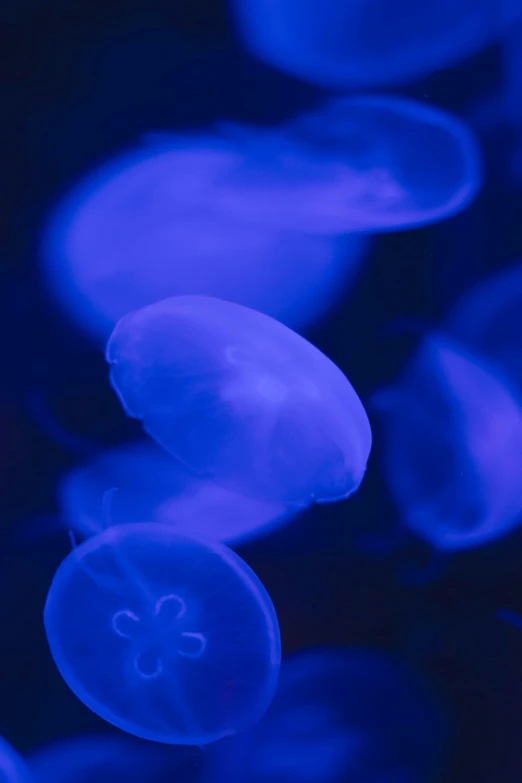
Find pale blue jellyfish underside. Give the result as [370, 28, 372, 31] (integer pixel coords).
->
[229, 0, 522, 87]
[41, 132, 369, 341]
[377, 334, 522, 549]
[215, 95, 481, 235]
[0, 736, 33, 783]
[59, 439, 291, 544]
[43, 523, 281, 745]
[106, 295, 372, 507]
[205, 647, 448, 783]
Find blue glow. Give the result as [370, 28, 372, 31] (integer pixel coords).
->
[205, 647, 448, 783]
[59, 439, 292, 544]
[41, 131, 369, 341]
[0, 737, 33, 783]
[229, 0, 522, 87]
[376, 334, 522, 550]
[106, 295, 372, 507]
[43, 523, 281, 745]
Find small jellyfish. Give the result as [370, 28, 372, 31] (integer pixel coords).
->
[229, 0, 522, 87]
[41, 132, 369, 342]
[216, 97, 481, 234]
[44, 523, 281, 745]
[0, 737, 32, 783]
[59, 439, 292, 544]
[445, 261, 522, 395]
[106, 295, 371, 507]
[204, 647, 449, 783]
[375, 334, 522, 550]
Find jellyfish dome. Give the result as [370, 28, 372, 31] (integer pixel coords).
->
[41, 132, 369, 342]
[205, 647, 449, 783]
[375, 334, 522, 550]
[216, 96, 481, 234]
[59, 439, 291, 545]
[106, 295, 372, 507]
[0, 736, 33, 783]
[229, 0, 522, 88]
[44, 523, 281, 745]
[445, 262, 522, 394]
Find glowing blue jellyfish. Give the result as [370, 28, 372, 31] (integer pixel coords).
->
[445, 262, 522, 394]
[205, 647, 449, 783]
[375, 334, 522, 550]
[229, 0, 522, 87]
[0, 736, 32, 783]
[26, 734, 178, 783]
[216, 96, 481, 234]
[59, 439, 291, 544]
[41, 132, 369, 342]
[43, 523, 281, 745]
[106, 295, 371, 507]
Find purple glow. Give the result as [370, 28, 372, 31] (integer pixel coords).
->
[0, 736, 32, 783]
[59, 439, 292, 545]
[376, 334, 522, 550]
[106, 295, 372, 507]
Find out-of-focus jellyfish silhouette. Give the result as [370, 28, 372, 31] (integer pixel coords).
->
[44, 523, 281, 745]
[41, 132, 369, 342]
[229, 0, 522, 87]
[445, 262, 522, 394]
[59, 439, 291, 544]
[106, 295, 372, 508]
[204, 647, 449, 783]
[0, 736, 33, 783]
[375, 334, 522, 550]
[217, 96, 481, 234]
[26, 734, 182, 783]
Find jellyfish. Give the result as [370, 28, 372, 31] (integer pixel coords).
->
[0, 736, 33, 783]
[44, 523, 281, 745]
[216, 96, 481, 235]
[445, 262, 522, 394]
[41, 131, 369, 342]
[228, 0, 522, 88]
[26, 734, 189, 783]
[375, 333, 522, 550]
[204, 647, 449, 783]
[59, 439, 292, 544]
[106, 295, 372, 508]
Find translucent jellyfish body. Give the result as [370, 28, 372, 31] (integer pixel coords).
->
[60, 440, 290, 544]
[43, 523, 281, 744]
[205, 647, 448, 783]
[106, 296, 372, 507]
[376, 334, 522, 549]
[0, 736, 33, 783]
[445, 262, 522, 394]
[41, 132, 369, 341]
[229, 0, 522, 87]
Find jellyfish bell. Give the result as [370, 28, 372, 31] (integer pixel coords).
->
[229, 0, 522, 88]
[0, 736, 33, 783]
[106, 295, 372, 508]
[216, 97, 481, 234]
[204, 647, 449, 783]
[41, 131, 369, 342]
[375, 333, 522, 550]
[59, 439, 292, 545]
[44, 523, 281, 745]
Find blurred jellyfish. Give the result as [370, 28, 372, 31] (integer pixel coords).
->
[26, 734, 185, 783]
[375, 333, 522, 550]
[106, 295, 372, 507]
[204, 647, 449, 783]
[445, 262, 522, 394]
[44, 523, 281, 745]
[59, 439, 292, 544]
[217, 96, 481, 234]
[0, 736, 32, 783]
[229, 0, 522, 87]
[41, 131, 369, 342]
